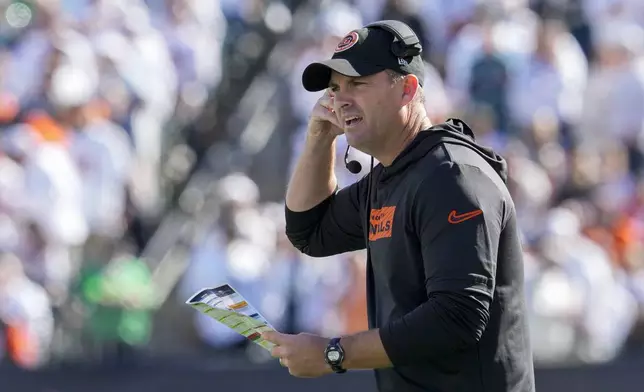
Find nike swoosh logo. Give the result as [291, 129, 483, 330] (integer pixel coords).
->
[448, 209, 482, 224]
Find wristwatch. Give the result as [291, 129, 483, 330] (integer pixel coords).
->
[324, 337, 346, 373]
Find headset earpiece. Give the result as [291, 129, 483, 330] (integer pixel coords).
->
[364, 20, 422, 59]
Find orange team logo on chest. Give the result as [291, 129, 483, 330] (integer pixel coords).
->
[369, 206, 396, 241]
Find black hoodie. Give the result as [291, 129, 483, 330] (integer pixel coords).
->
[285, 119, 535, 392]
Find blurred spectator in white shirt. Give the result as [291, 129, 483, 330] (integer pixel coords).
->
[0, 252, 54, 369]
[509, 18, 587, 137]
[577, 21, 644, 153]
[2, 124, 88, 247]
[48, 64, 134, 241]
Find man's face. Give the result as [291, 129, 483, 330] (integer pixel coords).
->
[328, 71, 401, 154]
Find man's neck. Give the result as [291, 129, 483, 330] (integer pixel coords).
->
[378, 113, 432, 166]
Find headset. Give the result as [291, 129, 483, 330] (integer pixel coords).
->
[365, 20, 423, 59]
[344, 20, 422, 174]
[344, 145, 363, 174]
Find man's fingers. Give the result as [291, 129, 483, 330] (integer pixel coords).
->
[319, 93, 334, 111]
[313, 94, 344, 134]
[270, 345, 288, 359]
[262, 331, 289, 345]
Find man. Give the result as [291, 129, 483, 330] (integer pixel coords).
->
[262, 20, 535, 392]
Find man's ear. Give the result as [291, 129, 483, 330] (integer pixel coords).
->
[401, 75, 419, 107]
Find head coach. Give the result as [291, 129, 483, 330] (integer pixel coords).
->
[261, 20, 536, 392]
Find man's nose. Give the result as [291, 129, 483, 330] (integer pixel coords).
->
[333, 92, 351, 113]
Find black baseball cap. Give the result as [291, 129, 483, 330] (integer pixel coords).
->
[302, 21, 425, 92]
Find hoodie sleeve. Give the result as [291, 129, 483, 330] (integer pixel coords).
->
[379, 161, 505, 366]
[284, 177, 368, 257]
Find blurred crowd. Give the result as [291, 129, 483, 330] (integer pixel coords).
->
[2, 0, 644, 373]
[0, 0, 226, 368]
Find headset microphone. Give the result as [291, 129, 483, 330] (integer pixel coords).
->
[344, 145, 362, 174]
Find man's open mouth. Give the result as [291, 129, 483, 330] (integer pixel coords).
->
[344, 116, 363, 127]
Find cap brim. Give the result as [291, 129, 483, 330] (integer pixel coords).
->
[302, 59, 384, 92]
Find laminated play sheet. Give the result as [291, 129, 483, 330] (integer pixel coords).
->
[186, 283, 276, 351]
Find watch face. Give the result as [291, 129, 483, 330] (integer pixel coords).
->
[327, 350, 341, 362]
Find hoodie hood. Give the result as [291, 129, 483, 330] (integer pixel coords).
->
[379, 118, 508, 183]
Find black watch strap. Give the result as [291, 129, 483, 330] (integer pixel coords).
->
[325, 337, 346, 373]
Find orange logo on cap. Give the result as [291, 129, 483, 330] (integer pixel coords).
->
[335, 31, 359, 53]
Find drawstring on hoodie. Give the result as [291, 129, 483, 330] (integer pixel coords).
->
[365, 156, 374, 243]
